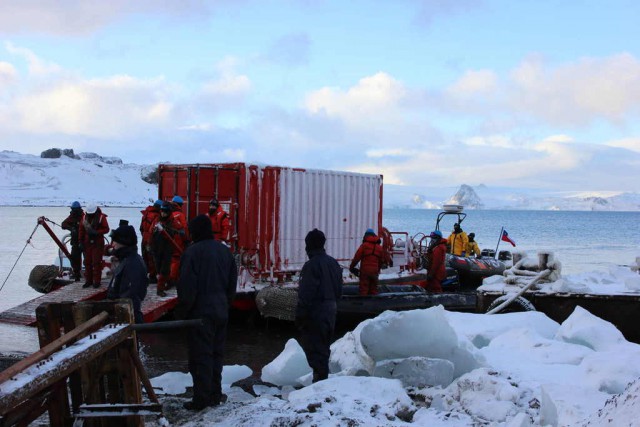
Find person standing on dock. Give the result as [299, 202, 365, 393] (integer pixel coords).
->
[208, 199, 231, 244]
[177, 214, 237, 411]
[296, 228, 343, 382]
[107, 221, 148, 324]
[447, 223, 469, 257]
[79, 205, 109, 288]
[169, 195, 188, 287]
[425, 230, 447, 293]
[467, 233, 482, 258]
[140, 200, 162, 283]
[151, 202, 180, 297]
[349, 228, 390, 296]
[61, 201, 84, 281]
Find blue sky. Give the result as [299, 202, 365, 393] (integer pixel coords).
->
[0, 0, 639, 193]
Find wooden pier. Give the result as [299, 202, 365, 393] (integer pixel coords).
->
[0, 280, 178, 327]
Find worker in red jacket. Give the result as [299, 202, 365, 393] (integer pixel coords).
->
[208, 199, 230, 243]
[425, 230, 447, 293]
[78, 205, 110, 288]
[151, 202, 181, 297]
[169, 195, 188, 286]
[349, 228, 391, 296]
[139, 200, 162, 283]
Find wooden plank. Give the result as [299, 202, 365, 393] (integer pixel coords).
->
[0, 311, 108, 384]
[0, 324, 131, 415]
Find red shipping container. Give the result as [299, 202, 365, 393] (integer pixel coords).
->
[158, 163, 383, 284]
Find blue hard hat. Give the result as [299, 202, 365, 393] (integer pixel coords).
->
[429, 230, 443, 238]
[154, 199, 163, 206]
[365, 228, 375, 235]
[70, 201, 81, 209]
[172, 195, 184, 204]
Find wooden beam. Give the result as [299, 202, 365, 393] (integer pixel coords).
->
[0, 324, 131, 415]
[0, 311, 109, 385]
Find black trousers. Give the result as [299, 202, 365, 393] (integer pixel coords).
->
[188, 316, 227, 406]
[300, 317, 334, 382]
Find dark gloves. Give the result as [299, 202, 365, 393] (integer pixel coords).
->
[349, 267, 360, 277]
[78, 243, 84, 252]
[295, 314, 309, 330]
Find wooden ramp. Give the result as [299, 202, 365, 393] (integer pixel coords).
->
[0, 281, 178, 327]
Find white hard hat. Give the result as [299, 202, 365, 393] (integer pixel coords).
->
[85, 205, 98, 214]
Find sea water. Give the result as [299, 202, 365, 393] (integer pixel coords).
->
[1, 206, 640, 313]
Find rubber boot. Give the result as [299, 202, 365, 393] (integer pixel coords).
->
[157, 275, 167, 297]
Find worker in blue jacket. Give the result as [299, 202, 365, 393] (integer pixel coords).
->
[296, 228, 343, 382]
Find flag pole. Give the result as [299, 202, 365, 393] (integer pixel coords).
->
[494, 226, 504, 259]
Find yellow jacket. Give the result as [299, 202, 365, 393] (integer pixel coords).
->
[467, 240, 481, 257]
[447, 231, 469, 256]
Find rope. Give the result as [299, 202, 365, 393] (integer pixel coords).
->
[41, 217, 63, 228]
[0, 223, 41, 294]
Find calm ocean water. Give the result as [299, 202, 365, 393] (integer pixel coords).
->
[1, 206, 639, 313]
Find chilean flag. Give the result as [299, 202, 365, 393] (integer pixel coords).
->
[501, 230, 516, 247]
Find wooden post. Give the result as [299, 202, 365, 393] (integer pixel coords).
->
[35, 303, 72, 427]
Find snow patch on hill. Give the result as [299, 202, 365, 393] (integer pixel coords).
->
[0, 150, 156, 207]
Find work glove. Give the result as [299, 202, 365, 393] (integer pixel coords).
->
[295, 314, 309, 330]
[155, 223, 164, 232]
[349, 267, 360, 277]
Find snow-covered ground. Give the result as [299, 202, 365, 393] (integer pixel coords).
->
[146, 263, 640, 426]
[2, 149, 639, 211]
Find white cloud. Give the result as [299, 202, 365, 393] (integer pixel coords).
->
[366, 148, 414, 158]
[5, 42, 61, 76]
[462, 135, 513, 148]
[606, 137, 640, 153]
[0, 61, 18, 86]
[8, 75, 174, 138]
[509, 53, 640, 126]
[305, 72, 408, 129]
[446, 69, 497, 98]
[222, 148, 245, 160]
[442, 53, 640, 128]
[0, 1, 212, 36]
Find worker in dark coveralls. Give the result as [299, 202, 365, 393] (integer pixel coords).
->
[177, 214, 237, 411]
[61, 201, 84, 281]
[295, 228, 343, 383]
[107, 221, 148, 324]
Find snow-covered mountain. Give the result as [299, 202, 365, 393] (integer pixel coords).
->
[0, 150, 156, 207]
[384, 183, 640, 211]
[1, 149, 639, 211]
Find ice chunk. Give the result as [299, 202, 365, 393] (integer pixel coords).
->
[329, 318, 375, 374]
[446, 311, 559, 348]
[222, 364, 252, 388]
[372, 356, 454, 388]
[555, 306, 625, 351]
[579, 344, 640, 394]
[150, 371, 191, 395]
[226, 386, 255, 403]
[358, 306, 484, 377]
[261, 338, 311, 386]
[252, 384, 280, 396]
[540, 384, 608, 427]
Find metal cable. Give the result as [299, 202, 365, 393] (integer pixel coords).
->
[0, 223, 40, 294]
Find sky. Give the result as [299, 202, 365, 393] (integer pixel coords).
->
[0, 0, 639, 193]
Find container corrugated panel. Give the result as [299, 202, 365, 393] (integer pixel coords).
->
[277, 167, 382, 270]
